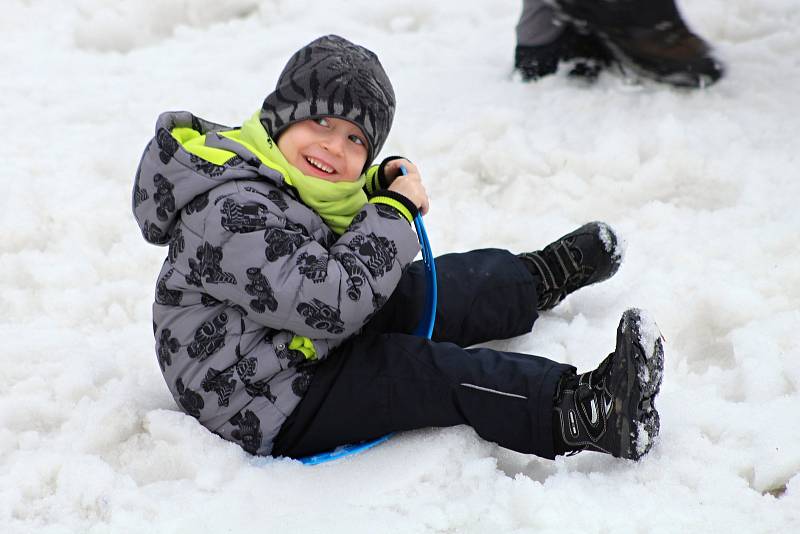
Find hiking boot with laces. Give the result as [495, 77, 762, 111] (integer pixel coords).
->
[546, 0, 724, 87]
[515, 25, 613, 82]
[553, 308, 664, 459]
[519, 221, 623, 311]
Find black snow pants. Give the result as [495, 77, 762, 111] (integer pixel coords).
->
[272, 249, 574, 460]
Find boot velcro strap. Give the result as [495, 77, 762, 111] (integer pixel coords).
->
[552, 240, 580, 281]
[526, 252, 557, 291]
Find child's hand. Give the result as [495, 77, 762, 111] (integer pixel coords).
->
[381, 158, 414, 185]
[387, 160, 429, 216]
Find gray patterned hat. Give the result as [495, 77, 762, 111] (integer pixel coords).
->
[260, 35, 396, 167]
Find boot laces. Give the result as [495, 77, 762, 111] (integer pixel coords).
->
[528, 238, 596, 309]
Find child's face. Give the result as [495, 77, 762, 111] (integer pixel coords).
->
[277, 117, 368, 182]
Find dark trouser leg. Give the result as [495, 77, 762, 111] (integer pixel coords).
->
[516, 0, 564, 47]
[364, 248, 540, 347]
[272, 333, 574, 459]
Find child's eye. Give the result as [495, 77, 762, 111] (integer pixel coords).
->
[348, 134, 365, 146]
[314, 118, 329, 127]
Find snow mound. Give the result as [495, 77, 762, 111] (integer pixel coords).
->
[73, 0, 260, 52]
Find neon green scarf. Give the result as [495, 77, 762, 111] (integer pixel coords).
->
[228, 112, 368, 234]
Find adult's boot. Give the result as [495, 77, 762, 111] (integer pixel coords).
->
[546, 0, 724, 87]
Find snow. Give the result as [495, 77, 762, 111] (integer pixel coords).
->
[634, 308, 660, 367]
[2, 0, 799, 531]
[596, 221, 625, 262]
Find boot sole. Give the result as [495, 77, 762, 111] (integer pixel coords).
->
[591, 36, 721, 88]
[615, 308, 664, 460]
[547, 2, 722, 88]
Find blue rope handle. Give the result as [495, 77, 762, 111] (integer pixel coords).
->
[407, 165, 437, 338]
[299, 164, 437, 465]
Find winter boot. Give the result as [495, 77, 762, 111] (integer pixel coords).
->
[546, 0, 724, 87]
[553, 308, 664, 459]
[519, 221, 623, 311]
[515, 25, 614, 81]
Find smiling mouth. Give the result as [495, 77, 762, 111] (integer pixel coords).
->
[305, 156, 335, 174]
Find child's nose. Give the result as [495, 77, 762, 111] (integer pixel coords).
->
[322, 134, 345, 155]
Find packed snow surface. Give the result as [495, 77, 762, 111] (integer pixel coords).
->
[2, 0, 799, 532]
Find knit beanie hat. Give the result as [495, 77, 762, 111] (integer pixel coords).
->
[260, 35, 396, 168]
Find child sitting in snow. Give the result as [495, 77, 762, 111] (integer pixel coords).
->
[133, 34, 664, 461]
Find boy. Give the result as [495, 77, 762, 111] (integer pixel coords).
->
[133, 35, 664, 462]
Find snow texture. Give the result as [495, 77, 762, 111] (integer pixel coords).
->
[635, 420, 653, 458]
[635, 309, 660, 365]
[597, 221, 626, 264]
[2, 0, 800, 532]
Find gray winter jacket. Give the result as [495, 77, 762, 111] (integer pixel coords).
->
[133, 111, 420, 455]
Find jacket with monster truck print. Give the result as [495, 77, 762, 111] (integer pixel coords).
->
[133, 110, 419, 455]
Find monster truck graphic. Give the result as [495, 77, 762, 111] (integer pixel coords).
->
[202, 367, 237, 408]
[346, 232, 397, 278]
[221, 198, 270, 233]
[187, 312, 229, 361]
[244, 267, 278, 313]
[186, 242, 237, 286]
[156, 328, 180, 371]
[176, 377, 204, 419]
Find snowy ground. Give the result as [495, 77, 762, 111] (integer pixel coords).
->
[2, 0, 799, 532]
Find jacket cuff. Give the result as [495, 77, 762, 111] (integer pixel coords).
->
[364, 156, 406, 195]
[369, 190, 418, 223]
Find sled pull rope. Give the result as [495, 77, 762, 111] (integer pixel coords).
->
[299, 164, 437, 465]
[409, 165, 437, 338]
